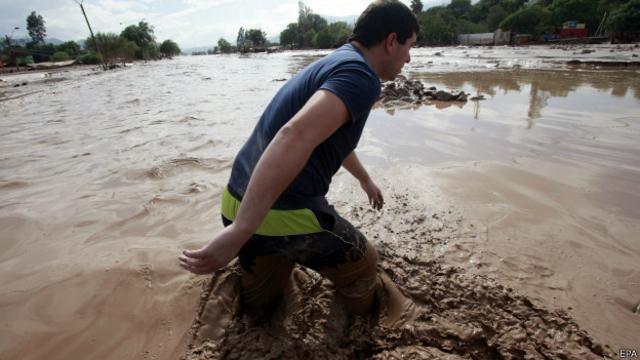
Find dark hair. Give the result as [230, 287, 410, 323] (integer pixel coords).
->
[349, 0, 420, 48]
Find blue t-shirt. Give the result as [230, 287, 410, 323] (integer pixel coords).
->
[228, 43, 381, 211]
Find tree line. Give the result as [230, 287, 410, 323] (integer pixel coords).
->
[210, 0, 638, 53]
[1, 11, 182, 68]
[409, 0, 640, 45]
[214, 2, 353, 54]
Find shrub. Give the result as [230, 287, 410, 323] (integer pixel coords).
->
[77, 53, 102, 64]
[52, 51, 70, 62]
[16, 56, 34, 65]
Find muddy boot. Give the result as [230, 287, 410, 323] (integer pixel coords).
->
[376, 272, 417, 328]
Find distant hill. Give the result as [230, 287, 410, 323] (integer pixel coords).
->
[182, 46, 213, 54]
[3, 37, 66, 46]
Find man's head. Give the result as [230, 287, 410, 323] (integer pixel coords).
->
[350, 0, 419, 81]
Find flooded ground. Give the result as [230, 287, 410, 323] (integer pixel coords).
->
[1, 44, 639, 359]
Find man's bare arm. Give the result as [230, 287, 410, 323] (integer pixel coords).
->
[179, 90, 350, 274]
[343, 151, 384, 210]
[342, 151, 371, 183]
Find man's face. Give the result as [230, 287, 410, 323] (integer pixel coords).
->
[387, 32, 417, 81]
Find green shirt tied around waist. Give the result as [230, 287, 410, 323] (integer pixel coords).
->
[221, 187, 323, 237]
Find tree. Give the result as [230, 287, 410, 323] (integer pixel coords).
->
[607, 0, 640, 41]
[448, 0, 472, 18]
[456, 18, 489, 34]
[500, 5, 552, 37]
[217, 38, 232, 53]
[303, 29, 317, 48]
[549, 0, 601, 34]
[86, 33, 138, 65]
[486, 5, 508, 31]
[315, 28, 335, 48]
[141, 43, 159, 60]
[411, 0, 424, 14]
[26, 11, 46, 44]
[328, 21, 351, 46]
[121, 21, 155, 58]
[280, 23, 299, 47]
[246, 29, 267, 47]
[297, 2, 327, 46]
[418, 9, 457, 44]
[57, 41, 81, 58]
[159, 39, 181, 58]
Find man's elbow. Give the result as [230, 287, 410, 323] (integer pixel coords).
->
[275, 123, 317, 153]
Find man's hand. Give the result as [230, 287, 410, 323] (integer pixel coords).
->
[179, 224, 250, 275]
[360, 178, 384, 210]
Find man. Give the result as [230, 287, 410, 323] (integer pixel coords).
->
[180, 0, 419, 318]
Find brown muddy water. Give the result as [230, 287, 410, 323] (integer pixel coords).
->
[1, 46, 639, 359]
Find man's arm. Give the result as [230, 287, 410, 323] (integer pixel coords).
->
[342, 151, 384, 210]
[179, 90, 350, 274]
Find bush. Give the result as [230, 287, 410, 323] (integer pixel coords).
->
[500, 5, 552, 38]
[16, 56, 34, 65]
[52, 51, 70, 62]
[77, 53, 102, 64]
[607, 0, 640, 41]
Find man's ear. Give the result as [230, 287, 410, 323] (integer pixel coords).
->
[384, 32, 398, 54]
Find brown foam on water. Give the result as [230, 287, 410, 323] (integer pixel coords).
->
[181, 244, 610, 359]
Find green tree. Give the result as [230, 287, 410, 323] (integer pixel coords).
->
[411, 0, 424, 14]
[280, 23, 300, 47]
[121, 21, 155, 58]
[328, 21, 351, 46]
[57, 41, 81, 58]
[549, 0, 601, 34]
[26, 11, 46, 44]
[246, 29, 267, 47]
[448, 0, 472, 18]
[315, 28, 334, 48]
[297, 2, 327, 46]
[52, 51, 70, 62]
[217, 38, 232, 53]
[486, 5, 508, 31]
[607, 0, 640, 40]
[159, 39, 181, 58]
[303, 29, 317, 48]
[456, 18, 488, 34]
[419, 10, 457, 44]
[500, 5, 552, 37]
[86, 33, 138, 65]
[141, 43, 159, 60]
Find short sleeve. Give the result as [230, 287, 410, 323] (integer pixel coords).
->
[319, 63, 380, 124]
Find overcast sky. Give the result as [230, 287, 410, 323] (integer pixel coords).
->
[0, 0, 446, 48]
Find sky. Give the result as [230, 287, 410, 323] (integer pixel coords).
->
[0, 0, 447, 49]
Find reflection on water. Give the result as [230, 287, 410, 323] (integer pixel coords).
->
[361, 70, 640, 170]
[410, 69, 640, 127]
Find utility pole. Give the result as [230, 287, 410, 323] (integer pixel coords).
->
[74, 0, 107, 70]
